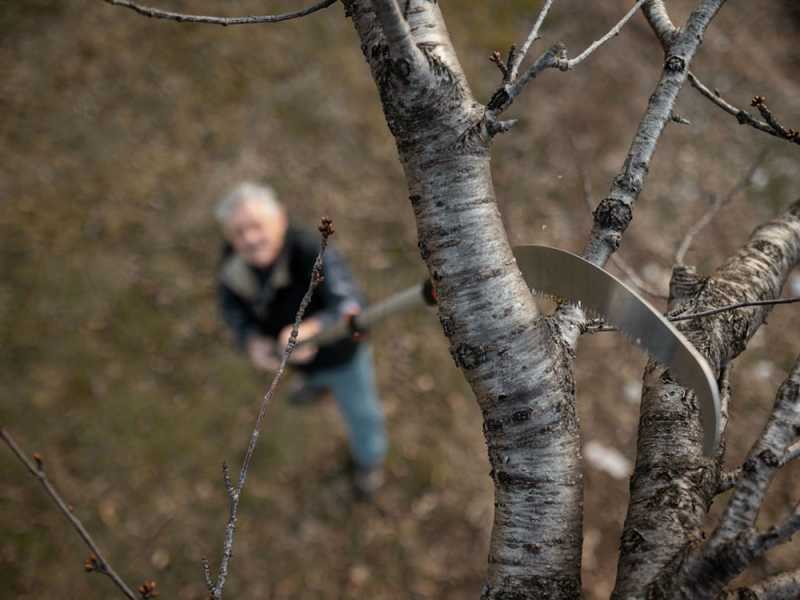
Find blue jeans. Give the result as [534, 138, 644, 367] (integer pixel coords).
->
[303, 344, 387, 469]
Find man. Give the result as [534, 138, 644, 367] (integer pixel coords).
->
[215, 181, 387, 498]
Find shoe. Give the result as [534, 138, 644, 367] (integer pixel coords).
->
[286, 379, 328, 406]
[351, 463, 385, 500]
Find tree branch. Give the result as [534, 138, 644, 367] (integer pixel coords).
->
[205, 218, 334, 600]
[572, 138, 668, 299]
[561, 0, 649, 70]
[103, 0, 338, 26]
[583, 0, 729, 268]
[641, 0, 678, 48]
[724, 568, 800, 599]
[489, 0, 648, 115]
[612, 198, 800, 599]
[583, 295, 800, 335]
[1, 429, 140, 600]
[688, 74, 800, 145]
[507, 0, 556, 82]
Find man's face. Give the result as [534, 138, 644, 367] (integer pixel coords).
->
[225, 200, 287, 268]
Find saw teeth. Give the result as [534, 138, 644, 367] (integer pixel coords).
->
[531, 287, 604, 320]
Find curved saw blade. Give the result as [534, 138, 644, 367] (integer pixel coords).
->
[513, 245, 720, 456]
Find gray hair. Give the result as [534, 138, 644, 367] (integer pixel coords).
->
[214, 181, 283, 225]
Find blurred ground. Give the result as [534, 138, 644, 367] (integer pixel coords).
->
[1, 1, 799, 598]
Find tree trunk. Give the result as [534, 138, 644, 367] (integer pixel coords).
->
[343, 2, 583, 596]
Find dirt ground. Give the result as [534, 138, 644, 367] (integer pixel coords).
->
[1, 1, 799, 598]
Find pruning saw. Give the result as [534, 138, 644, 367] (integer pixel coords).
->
[301, 245, 721, 456]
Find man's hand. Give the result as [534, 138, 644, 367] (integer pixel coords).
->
[278, 318, 322, 365]
[246, 334, 281, 372]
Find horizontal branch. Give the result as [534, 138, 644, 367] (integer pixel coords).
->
[1, 429, 139, 600]
[688, 73, 800, 145]
[670, 296, 800, 321]
[103, 0, 338, 26]
[583, 295, 800, 334]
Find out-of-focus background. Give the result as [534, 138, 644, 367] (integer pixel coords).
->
[1, 1, 798, 598]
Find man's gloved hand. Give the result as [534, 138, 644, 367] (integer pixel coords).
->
[246, 334, 281, 372]
[278, 318, 322, 365]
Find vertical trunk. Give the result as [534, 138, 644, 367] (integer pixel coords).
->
[343, 2, 583, 596]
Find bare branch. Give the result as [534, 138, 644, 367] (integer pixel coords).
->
[206, 218, 335, 600]
[202, 558, 214, 594]
[613, 197, 800, 598]
[585, 295, 800, 336]
[572, 138, 668, 300]
[103, 0, 338, 26]
[688, 74, 800, 145]
[670, 296, 800, 322]
[716, 356, 800, 542]
[583, 0, 729, 268]
[675, 149, 768, 264]
[488, 50, 509, 81]
[490, 0, 648, 115]
[752, 501, 800, 553]
[562, 0, 649, 69]
[507, 0, 556, 81]
[751, 96, 800, 144]
[487, 43, 565, 113]
[1, 429, 139, 600]
[641, 0, 678, 48]
[651, 357, 800, 598]
[725, 568, 800, 600]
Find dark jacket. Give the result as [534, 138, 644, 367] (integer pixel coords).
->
[218, 225, 365, 373]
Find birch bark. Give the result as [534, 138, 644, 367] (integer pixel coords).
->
[343, 1, 583, 596]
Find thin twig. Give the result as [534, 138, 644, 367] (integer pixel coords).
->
[583, 295, 800, 334]
[206, 217, 335, 600]
[561, 0, 648, 69]
[688, 73, 800, 145]
[103, 0, 338, 26]
[507, 0, 556, 81]
[669, 296, 800, 321]
[1, 429, 139, 600]
[675, 149, 769, 264]
[489, 0, 648, 114]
